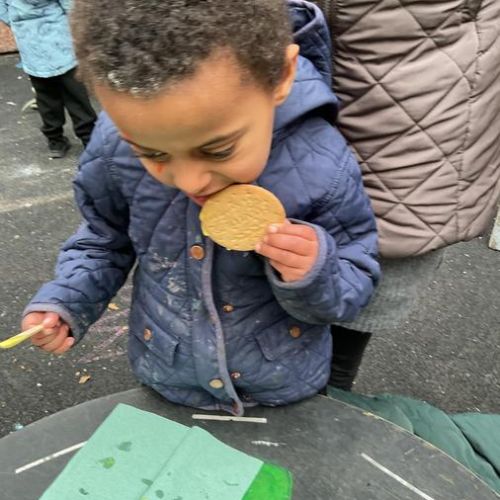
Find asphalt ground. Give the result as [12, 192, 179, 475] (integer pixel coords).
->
[0, 54, 499, 439]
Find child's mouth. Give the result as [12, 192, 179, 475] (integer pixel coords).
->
[186, 186, 233, 206]
[188, 194, 210, 206]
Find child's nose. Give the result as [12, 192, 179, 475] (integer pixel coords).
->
[173, 165, 212, 195]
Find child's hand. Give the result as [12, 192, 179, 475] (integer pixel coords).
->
[255, 221, 319, 282]
[22, 312, 74, 354]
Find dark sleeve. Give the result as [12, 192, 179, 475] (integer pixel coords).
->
[266, 148, 380, 324]
[24, 120, 136, 341]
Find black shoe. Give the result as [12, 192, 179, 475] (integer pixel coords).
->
[48, 138, 70, 159]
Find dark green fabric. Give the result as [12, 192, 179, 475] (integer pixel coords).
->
[327, 388, 415, 432]
[327, 388, 500, 494]
[453, 414, 500, 479]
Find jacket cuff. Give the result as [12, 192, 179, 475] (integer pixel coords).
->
[22, 303, 84, 342]
[264, 219, 331, 290]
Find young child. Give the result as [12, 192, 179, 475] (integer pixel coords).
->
[21, 0, 380, 415]
[0, 0, 96, 158]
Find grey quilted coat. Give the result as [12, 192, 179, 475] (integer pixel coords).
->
[314, 0, 500, 257]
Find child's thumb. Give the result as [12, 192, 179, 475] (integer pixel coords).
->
[42, 312, 60, 328]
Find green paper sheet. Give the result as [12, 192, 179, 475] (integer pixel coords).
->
[41, 404, 190, 500]
[41, 403, 292, 500]
[141, 426, 263, 500]
[243, 463, 293, 500]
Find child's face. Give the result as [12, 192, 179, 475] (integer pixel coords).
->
[95, 47, 298, 205]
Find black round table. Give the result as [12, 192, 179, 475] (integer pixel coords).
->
[0, 388, 497, 499]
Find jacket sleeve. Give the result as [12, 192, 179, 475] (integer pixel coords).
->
[0, 1, 9, 25]
[266, 149, 380, 324]
[23, 123, 136, 341]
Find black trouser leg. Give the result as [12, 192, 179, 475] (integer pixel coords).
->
[329, 325, 372, 391]
[29, 74, 66, 143]
[60, 68, 97, 146]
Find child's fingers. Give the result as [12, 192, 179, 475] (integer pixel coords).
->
[256, 242, 306, 268]
[52, 336, 75, 355]
[269, 260, 306, 282]
[21, 312, 47, 331]
[263, 233, 315, 256]
[28, 312, 62, 338]
[32, 324, 60, 340]
[31, 325, 69, 352]
[39, 328, 69, 352]
[32, 331, 59, 349]
[42, 312, 62, 329]
[31, 331, 57, 346]
[268, 222, 317, 241]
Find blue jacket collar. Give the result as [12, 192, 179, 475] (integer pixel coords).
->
[274, 0, 338, 132]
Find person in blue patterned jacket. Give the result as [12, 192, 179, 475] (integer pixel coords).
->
[22, 0, 380, 415]
[0, 0, 96, 158]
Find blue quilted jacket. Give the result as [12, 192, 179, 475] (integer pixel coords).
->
[0, 0, 75, 77]
[25, 0, 380, 415]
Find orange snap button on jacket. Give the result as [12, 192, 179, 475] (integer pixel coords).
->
[190, 245, 205, 260]
[289, 326, 302, 338]
[143, 328, 153, 341]
[223, 304, 234, 313]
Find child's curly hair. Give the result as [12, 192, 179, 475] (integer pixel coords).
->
[71, 0, 293, 97]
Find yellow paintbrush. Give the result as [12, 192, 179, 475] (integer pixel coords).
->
[0, 324, 44, 349]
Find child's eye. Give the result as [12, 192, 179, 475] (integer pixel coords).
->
[134, 151, 171, 163]
[202, 146, 235, 161]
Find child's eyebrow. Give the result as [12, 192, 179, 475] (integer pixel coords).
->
[122, 137, 161, 153]
[198, 128, 247, 149]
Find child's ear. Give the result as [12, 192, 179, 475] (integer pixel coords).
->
[273, 44, 300, 106]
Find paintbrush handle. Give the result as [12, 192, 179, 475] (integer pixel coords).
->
[19, 324, 45, 337]
[0, 324, 44, 349]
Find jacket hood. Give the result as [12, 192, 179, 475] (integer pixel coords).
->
[274, 0, 338, 131]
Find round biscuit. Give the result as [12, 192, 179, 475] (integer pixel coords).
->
[200, 184, 286, 251]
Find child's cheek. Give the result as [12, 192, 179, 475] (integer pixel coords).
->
[143, 160, 169, 183]
[143, 159, 165, 175]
